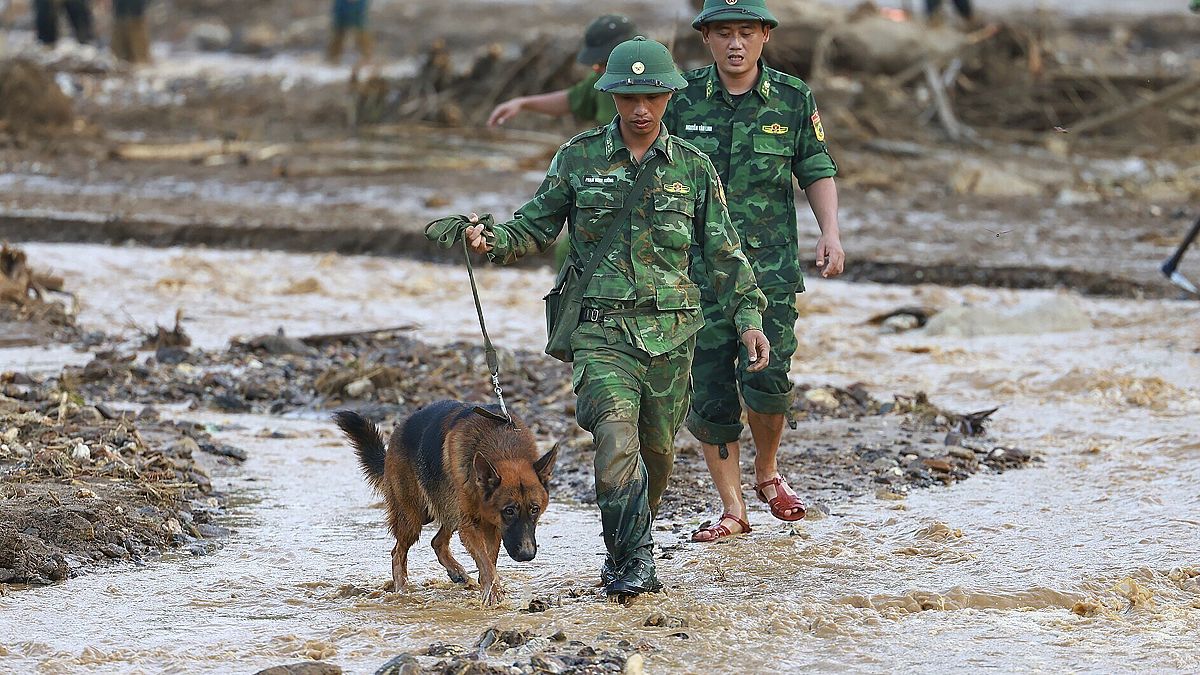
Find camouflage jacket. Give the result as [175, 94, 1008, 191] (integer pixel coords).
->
[486, 119, 766, 357]
[566, 72, 617, 127]
[664, 63, 837, 296]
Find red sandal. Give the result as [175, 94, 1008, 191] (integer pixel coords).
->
[691, 513, 752, 542]
[754, 477, 806, 522]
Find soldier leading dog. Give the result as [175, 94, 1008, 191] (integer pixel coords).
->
[334, 401, 557, 607]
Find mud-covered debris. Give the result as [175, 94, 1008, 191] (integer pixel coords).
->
[0, 244, 78, 343]
[893, 392, 998, 435]
[141, 309, 192, 352]
[0, 386, 240, 585]
[867, 306, 937, 332]
[0, 59, 75, 139]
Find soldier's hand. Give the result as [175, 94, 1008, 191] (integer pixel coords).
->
[464, 213, 492, 254]
[487, 98, 524, 128]
[815, 234, 845, 278]
[741, 329, 770, 373]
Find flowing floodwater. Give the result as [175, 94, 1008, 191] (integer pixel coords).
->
[1, 243, 1198, 673]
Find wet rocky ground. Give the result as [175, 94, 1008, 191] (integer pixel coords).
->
[0, 254, 241, 586]
[27, 315, 1034, 521]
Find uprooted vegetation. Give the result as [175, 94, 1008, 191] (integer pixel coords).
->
[0, 386, 243, 585]
[20, 326, 1035, 519]
[0, 244, 80, 345]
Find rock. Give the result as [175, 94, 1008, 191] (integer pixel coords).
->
[803, 388, 840, 410]
[255, 664, 342, 675]
[345, 377, 376, 398]
[881, 314, 921, 333]
[643, 612, 688, 628]
[424, 643, 467, 657]
[943, 430, 963, 447]
[925, 296, 1093, 338]
[529, 654, 565, 674]
[922, 458, 953, 473]
[952, 161, 1043, 197]
[189, 22, 233, 52]
[374, 654, 420, 675]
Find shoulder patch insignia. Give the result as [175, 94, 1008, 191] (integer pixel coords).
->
[760, 79, 770, 98]
[761, 123, 788, 135]
[811, 110, 825, 142]
[663, 181, 691, 195]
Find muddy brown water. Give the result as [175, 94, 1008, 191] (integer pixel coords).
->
[0, 243, 1197, 672]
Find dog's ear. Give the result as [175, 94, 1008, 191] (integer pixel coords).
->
[533, 442, 559, 489]
[473, 452, 501, 495]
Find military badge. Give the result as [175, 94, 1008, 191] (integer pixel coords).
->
[760, 79, 770, 98]
[761, 122, 788, 135]
[663, 182, 691, 195]
[811, 110, 825, 142]
[632, 61, 645, 75]
[726, 0, 738, 5]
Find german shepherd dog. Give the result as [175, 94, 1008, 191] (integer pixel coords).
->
[334, 401, 557, 607]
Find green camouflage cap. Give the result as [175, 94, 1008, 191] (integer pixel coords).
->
[692, 0, 779, 30]
[577, 14, 637, 65]
[594, 37, 687, 94]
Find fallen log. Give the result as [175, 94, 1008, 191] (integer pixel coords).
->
[1059, 76, 1200, 139]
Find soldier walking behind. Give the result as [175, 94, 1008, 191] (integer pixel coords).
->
[327, 0, 373, 66]
[34, 0, 95, 47]
[664, 0, 845, 542]
[455, 37, 770, 598]
[112, 0, 151, 63]
[487, 14, 635, 129]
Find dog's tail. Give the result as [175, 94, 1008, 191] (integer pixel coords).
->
[333, 410, 387, 490]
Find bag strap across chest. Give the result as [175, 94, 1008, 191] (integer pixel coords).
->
[573, 152, 665, 288]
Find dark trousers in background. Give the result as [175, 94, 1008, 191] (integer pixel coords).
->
[926, 0, 973, 19]
[34, 0, 96, 46]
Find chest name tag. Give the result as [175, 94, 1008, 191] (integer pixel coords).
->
[684, 124, 714, 133]
[663, 182, 691, 195]
[583, 175, 617, 186]
[762, 123, 789, 135]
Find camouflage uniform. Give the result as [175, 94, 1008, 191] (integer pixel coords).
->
[565, 72, 618, 127]
[664, 63, 837, 444]
[484, 118, 766, 589]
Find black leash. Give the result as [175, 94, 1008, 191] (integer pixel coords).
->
[462, 236, 513, 425]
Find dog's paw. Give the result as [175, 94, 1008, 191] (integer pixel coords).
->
[481, 582, 506, 607]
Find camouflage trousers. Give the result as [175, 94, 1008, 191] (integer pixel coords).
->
[570, 321, 694, 512]
[570, 320, 693, 577]
[686, 290, 798, 445]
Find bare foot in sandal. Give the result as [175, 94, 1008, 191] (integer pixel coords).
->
[754, 475, 806, 521]
[691, 512, 752, 542]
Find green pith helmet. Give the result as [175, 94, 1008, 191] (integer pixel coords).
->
[594, 37, 687, 94]
[577, 14, 637, 65]
[692, 0, 780, 30]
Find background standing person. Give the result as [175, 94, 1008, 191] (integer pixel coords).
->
[446, 37, 769, 598]
[486, 14, 635, 129]
[665, 0, 845, 542]
[327, 0, 373, 67]
[488, 15, 637, 268]
[112, 0, 150, 63]
[34, 0, 95, 47]
[927, 0, 974, 24]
